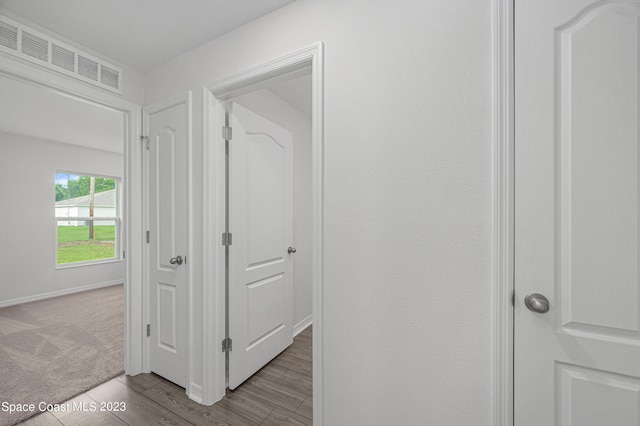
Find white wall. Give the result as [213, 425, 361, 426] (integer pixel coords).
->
[145, 0, 492, 423]
[234, 87, 313, 332]
[0, 132, 125, 306]
[0, 74, 129, 154]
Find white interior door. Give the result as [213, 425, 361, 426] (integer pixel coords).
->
[228, 102, 294, 390]
[515, 1, 640, 424]
[146, 98, 188, 387]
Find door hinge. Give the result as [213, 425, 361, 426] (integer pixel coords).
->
[141, 135, 149, 150]
[122, 250, 125, 259]
[222, 126, 232, 141]
[222, 338, 232, 353]
[511, 290, 515, 307]
[146, 324, 151, 337]
[222, 232, 232, 246]
[146, 230, 150, 243]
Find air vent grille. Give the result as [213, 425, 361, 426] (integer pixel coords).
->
[21, 30, 48, 61]
[100, 64, 119, 89]
[78, 55, 98, 81]
[0, 15, 122, 94]
[0, 20, 18, 51]
[52, 43, 75, 72]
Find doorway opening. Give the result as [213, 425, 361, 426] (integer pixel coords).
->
[225, 73, 312, 388]
[0, 63, 141, 424]
[203, 42, 324, 421]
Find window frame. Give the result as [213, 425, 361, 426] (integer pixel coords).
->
[54, 171, 122, 268]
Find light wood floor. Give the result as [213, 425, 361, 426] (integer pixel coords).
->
[19, 327, 312, 426]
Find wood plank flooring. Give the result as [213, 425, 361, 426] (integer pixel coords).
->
[17, 327, 312, 426]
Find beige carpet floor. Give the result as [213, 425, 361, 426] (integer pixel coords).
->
[0, 285, 124, 426]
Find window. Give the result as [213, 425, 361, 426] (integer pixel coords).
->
[55, 172, 120, 266]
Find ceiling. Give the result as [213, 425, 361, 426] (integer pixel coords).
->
[0, 0, 296, 72]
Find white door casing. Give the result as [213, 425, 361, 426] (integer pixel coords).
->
[515, 1, 640, 424]
[228, 102, 294, 390]
[146, 95, 189, 388]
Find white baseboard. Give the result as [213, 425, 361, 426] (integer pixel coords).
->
[0, 280, 123, 308]
[293, 314, 313, 337]
[189, 383, 204, 404]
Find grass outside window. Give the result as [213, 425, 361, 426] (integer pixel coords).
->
[57, 224, 118, 264]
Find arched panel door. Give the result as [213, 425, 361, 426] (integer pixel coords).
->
[515, 1, 640, 424]
[228, 102, 294, 390]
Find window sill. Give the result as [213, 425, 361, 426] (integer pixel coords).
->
[55, 258, 123, 270]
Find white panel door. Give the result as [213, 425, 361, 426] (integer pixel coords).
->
[228, 103, 294, 390]
[146, 98, 188, 387]
[515, 1, 640, 424]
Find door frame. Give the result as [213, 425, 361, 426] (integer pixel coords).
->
[141, 92, 194, 392]
[202, 42, 324, 421]
[493, 0, 515, 425]
[0, 55, 145, 375]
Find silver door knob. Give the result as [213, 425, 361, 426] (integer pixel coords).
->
[170, 255, 183, 265]
[524, 293, 550, 313]
[288, 247, 297, 254]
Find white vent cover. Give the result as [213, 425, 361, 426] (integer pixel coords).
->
[0, 15, 122, 94]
